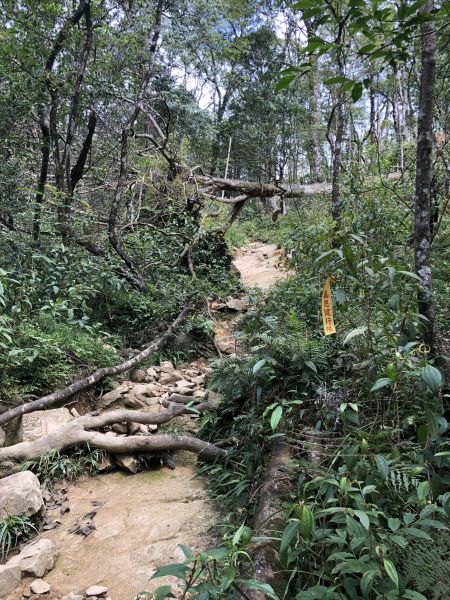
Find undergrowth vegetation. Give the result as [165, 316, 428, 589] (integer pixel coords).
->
[0, 194, 238, 403]
[152, 183, 449, 599]
[0, 515, 36, 559]
[21, 446, 105, 489]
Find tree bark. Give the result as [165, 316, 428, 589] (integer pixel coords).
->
[32, 1, 87, 243]
[305, 19, 324, 182]
[0, 306, 190, 427]
[0, 402, 225, 467]
[330, 44, 345, 231]
[248, 436, 292, 599]
[33, 115, 50, 243]
[414, 0, 437, 352]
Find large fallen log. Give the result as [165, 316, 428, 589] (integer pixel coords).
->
[0, 307, 190, 427]
[195, 171, 402, 202]
[248, 436, 292, 600]
[0, 401, 226, 466]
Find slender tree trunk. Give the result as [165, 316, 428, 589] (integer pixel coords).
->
[414, 0, 437, 352]
[331, 88, 345, 230]
[210, 88, 231, 176]
[33, 115, 50, 243]
[392, 66, 404, 171]
[330, 22, 345, 234]
[368, 85, 377, 145]
[305, 19, 324, 182]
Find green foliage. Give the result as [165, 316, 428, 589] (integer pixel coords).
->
[277, 437, 449, 599]
[147, 539, 278, 599]
[0, 515, 36, 558]
[22, 447, 104, 489]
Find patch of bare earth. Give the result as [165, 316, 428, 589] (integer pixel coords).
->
[8, 457, 214, 599]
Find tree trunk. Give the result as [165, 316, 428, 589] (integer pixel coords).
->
[0, 403, 225, 469]
[414, 0, 436, 352]
[305, 19, 324, 182]
[330, 23, 346, 233]
[247, 436, 292, 599]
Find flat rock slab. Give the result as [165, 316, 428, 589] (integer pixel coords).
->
[0, 471, 43, 520]
[9, 466, 214, 599]
[18, 408, 72, 443]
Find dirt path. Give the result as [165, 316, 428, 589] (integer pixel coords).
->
[31, 460, 213, 599]
[213, 242, 288, 355]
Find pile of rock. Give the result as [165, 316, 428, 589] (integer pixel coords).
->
[93, 360, 213, 473]
[97, 360, 211, 413]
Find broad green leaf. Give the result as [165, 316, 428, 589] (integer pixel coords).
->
[354, 510, 370, 530]
[383, 559, 399, 588]
[388, 518, 401, 532]
[178, 544, 193, 559]
[403, 513, 416, 526]
[370, 378, 392, 393]
[398, 270, 423, 282]
[403, 527, 432, 540]
[150, 563, 188, 580]
[390, 534, 408, 548]
[152, 586, 176, 599]
[238, 579, 279, 599]
[351, 81, 363, 102]
[374, 455, 389, 479]
[280, 520, 299, 565]
[403, 591, 428, 600]
[417, 480, 429, 500]
[343, 326, 367, 345]
[276, 74, 297, 91]
[421, 365, 442, 395]
[232, 523, 245, 546]
[270, 405, 283, 431]
[220, 566, 236, 591]
[253, 358, 268, 374]
[305, 360, 317, 373]
[298, 505, 314, 539]
[361, 569, 379, 597]
[324, 76, 352, 85]
[359, 43, 378, 54]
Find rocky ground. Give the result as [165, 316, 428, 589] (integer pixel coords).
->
[0, 242, 288, 600]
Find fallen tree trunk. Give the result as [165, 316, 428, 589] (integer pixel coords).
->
[248, 436, 292, 600]
[0, 307, 190, 427]
[194, 172, 402, 202]
[0, 400, 226, 466]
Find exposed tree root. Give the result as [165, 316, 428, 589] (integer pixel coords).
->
[248, 436, 292, 600]
[0, 400, 226, 468]
[0, 306, 190, 427]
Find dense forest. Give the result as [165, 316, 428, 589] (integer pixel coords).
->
[0, 0, 449, 599]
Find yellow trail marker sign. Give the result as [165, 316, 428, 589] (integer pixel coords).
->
[321, 275, 336, 335]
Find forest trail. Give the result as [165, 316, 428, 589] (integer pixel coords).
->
[232, 242, 289, 289]
[213, 242, 288, 355]
[6, 242, 287, 600]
